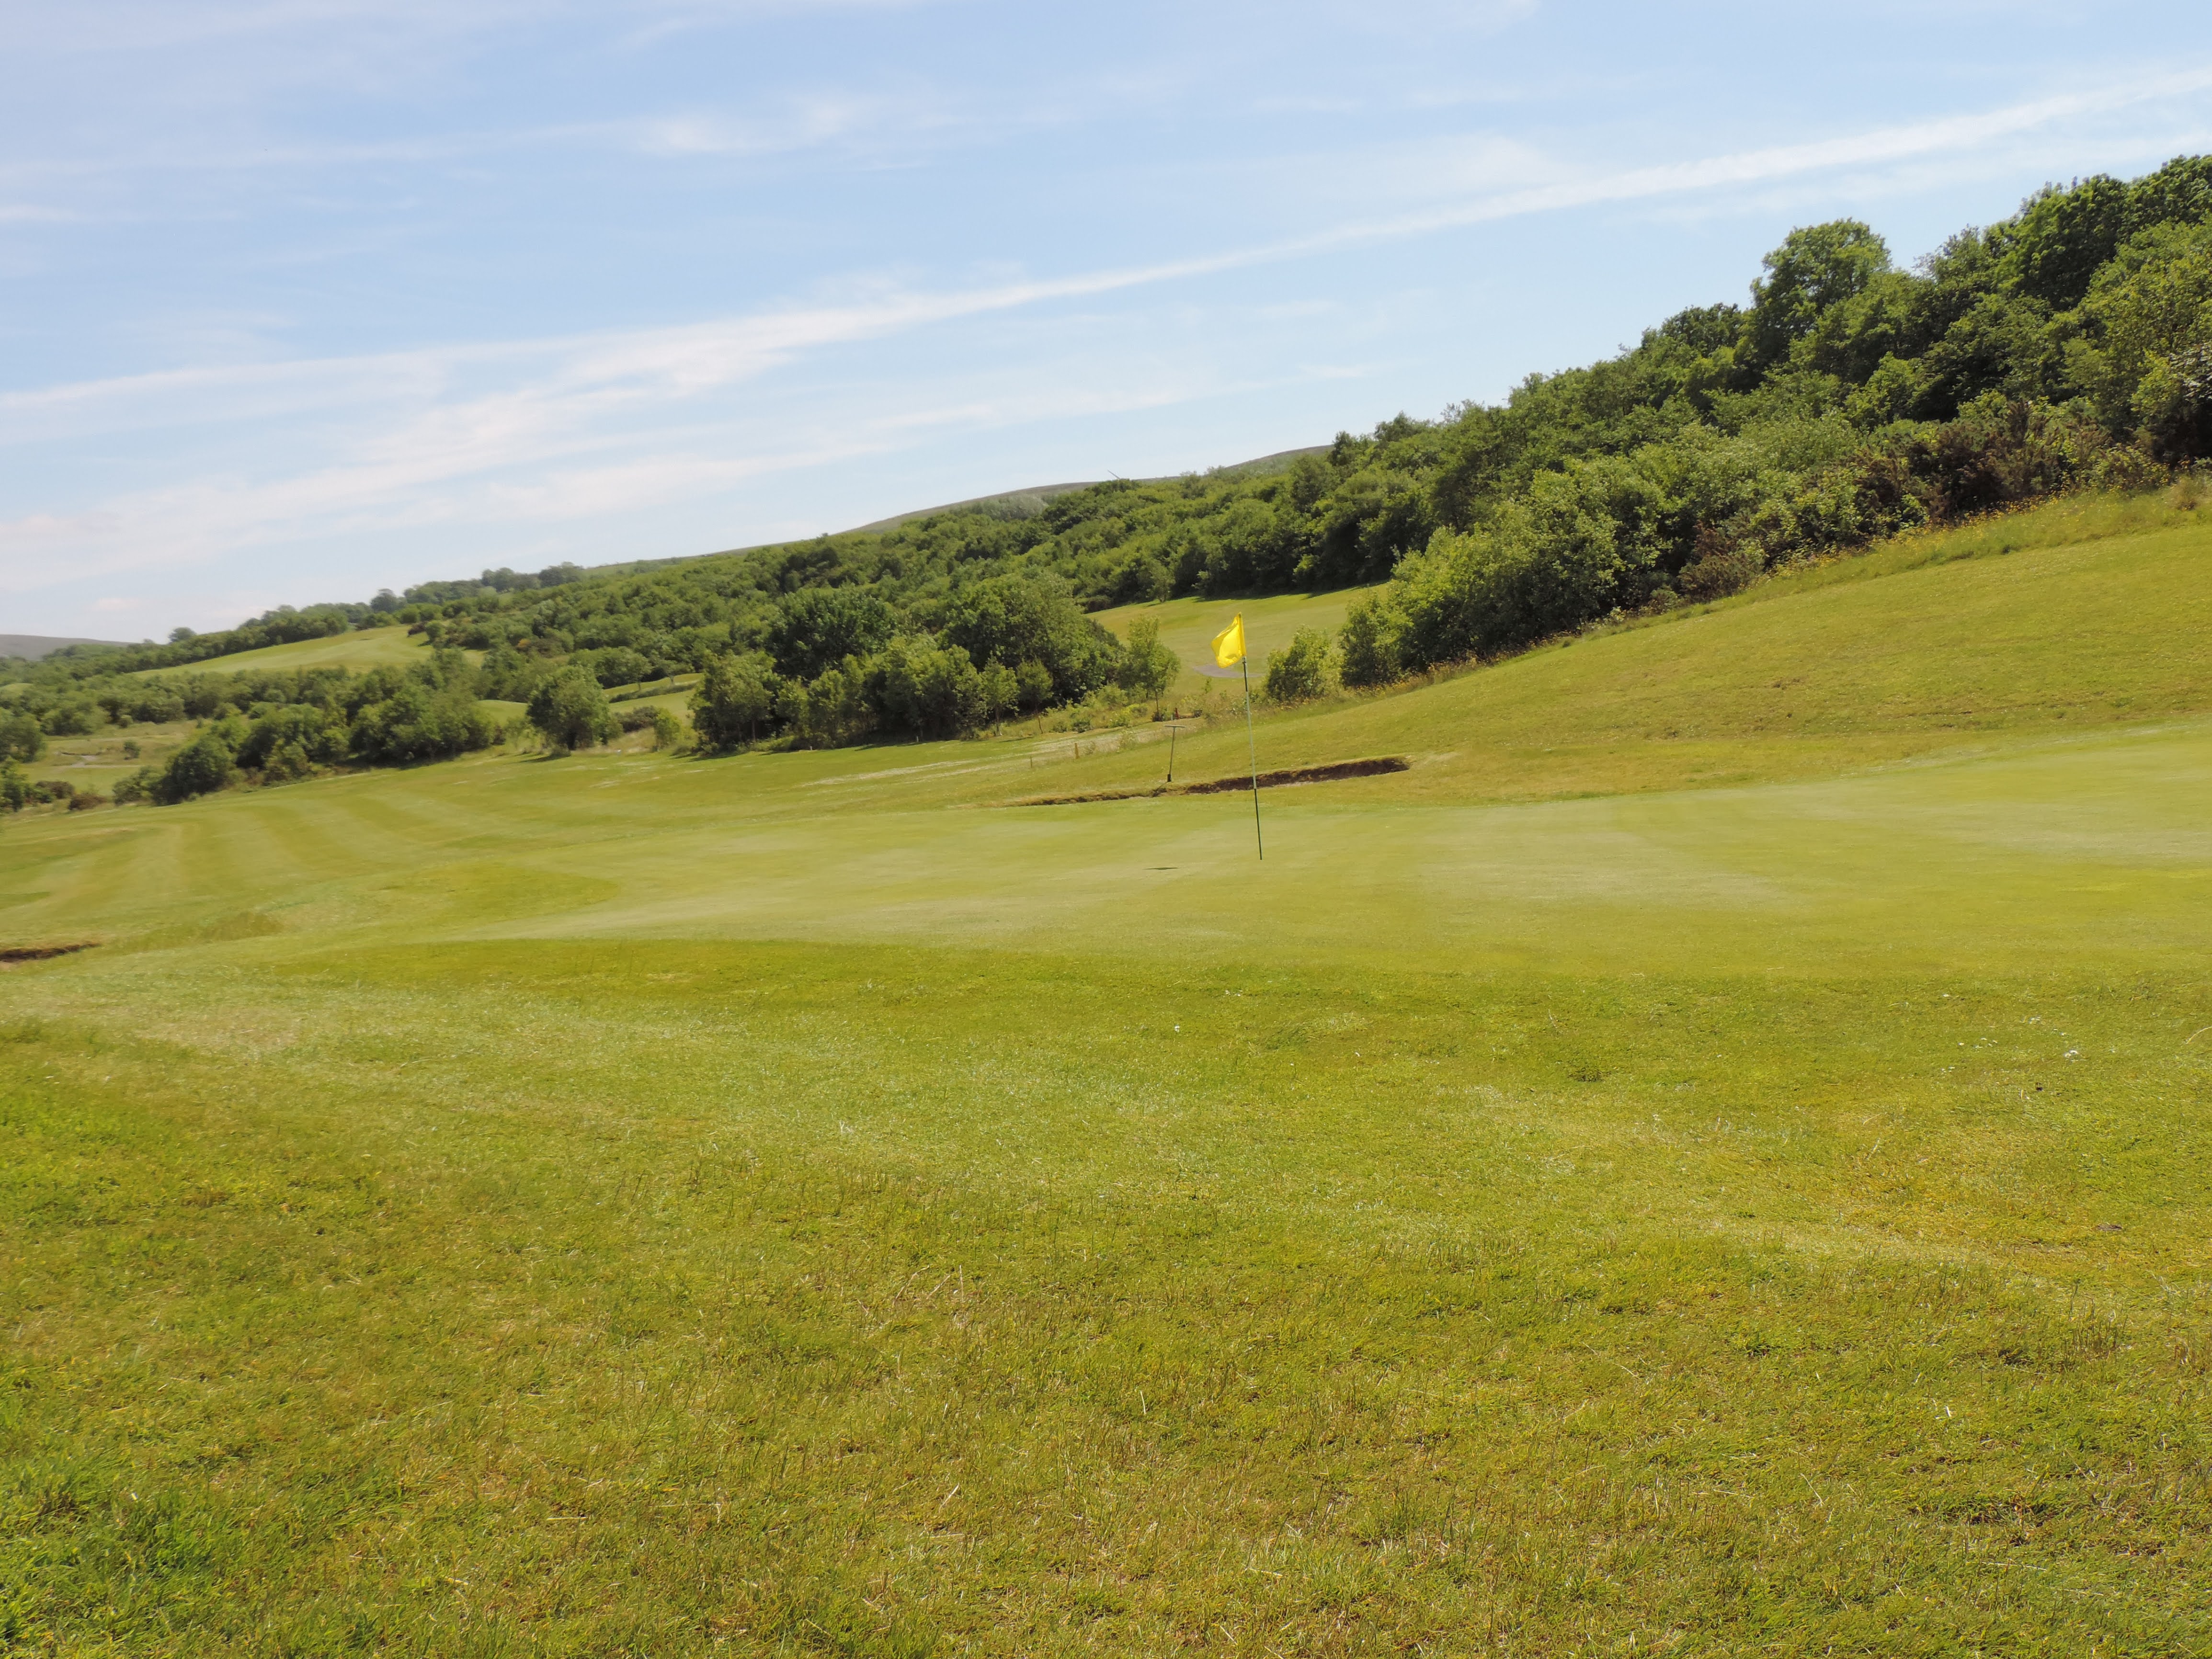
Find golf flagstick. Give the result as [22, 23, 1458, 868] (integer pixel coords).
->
[1242, 658, 1262, 861]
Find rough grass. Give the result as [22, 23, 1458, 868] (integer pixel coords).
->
[23, 721, 197, 792]
[4, 492, 2212, 1655]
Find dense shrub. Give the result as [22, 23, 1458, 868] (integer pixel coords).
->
[0, 713, 45, 763]
[1264, 629, 1339, 703]
[159, 734, 237, 802]
[352, 685, 499, 764]
[527, 669, 620, 751]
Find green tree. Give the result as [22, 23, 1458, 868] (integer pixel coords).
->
[527, 668, 620, 752]
[1014, 660, 1054, 713]
[1743, 221, 1893, 371]
[477, 644, 545, 702]
[764, 588, 897, 681]
[690, 653, 778, 750]
[351, 684, 498, 764]
[977, 661, 1019, 731]
[649, 707, 684, 750]
[157, 732, 237, 801]
[1117, 616, 1179, 706]
[578, 646, 653, 689]
[1337, 595, 1402, 688]
[935, 576, 1119, 704]
[2006, 175, 2132, 310]
[875, 636, 981, 739]
[2074, 220, 2212, 457]
[1264, 628, 1339, 703]
[777, 659, 873, 749]
[0, 712, 46, 763]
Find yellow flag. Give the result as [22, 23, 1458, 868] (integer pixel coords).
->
[1211, 613, 1246, 668]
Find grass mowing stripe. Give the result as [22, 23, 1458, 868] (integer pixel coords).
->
[4, 942, 2206, 1654]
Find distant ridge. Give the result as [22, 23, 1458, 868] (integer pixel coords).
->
[0, 633, 127, 661]
[490, 446, 1338, 586]
[846, 447, 1330, 535]
[849, 481, 1103, 534]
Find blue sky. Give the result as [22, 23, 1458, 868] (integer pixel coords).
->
[5, 1, 2211, 639]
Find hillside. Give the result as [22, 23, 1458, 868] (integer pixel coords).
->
[0, 633, 126, 661]
[10, 152, 2206, 797]
[6, 495, 2212, 1653]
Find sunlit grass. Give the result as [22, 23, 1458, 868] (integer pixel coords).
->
[5, 492, 2212, 1654]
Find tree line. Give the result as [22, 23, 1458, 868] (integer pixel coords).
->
[4, 156, 2207, 788]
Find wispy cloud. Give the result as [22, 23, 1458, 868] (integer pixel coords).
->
[5, 63, 2209, 604]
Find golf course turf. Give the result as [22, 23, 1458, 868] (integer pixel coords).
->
[4, 493, 2210, 1654]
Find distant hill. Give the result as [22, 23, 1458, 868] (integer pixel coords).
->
[571, 445, 1334, 581]
[0, 634, 127, 662]
[844, 447, 1329, 536]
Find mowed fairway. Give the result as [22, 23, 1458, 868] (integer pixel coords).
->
[5, 497, 2212, 1656]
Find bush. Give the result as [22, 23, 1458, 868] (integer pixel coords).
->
[351, 685, 498, 764]
[1677, 530, 1764, 600]
[263, 741, 314, 783]
[649, 707, 685, 750]
[477, 644, 545, 703]
[1340, 594, 1402, 685]
[579, 646, 653, 690]
[40, 702, 102, 737]
[1116, 617, 1179, 704]
[0, 712, 45, 763]
[236, 705, 347, 772]
[159, 733, 237, 802]
[1264, 628, 1339, 704]
[527, 668, 619, 751]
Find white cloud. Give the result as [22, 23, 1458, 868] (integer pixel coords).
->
[5, 63, 2210, 606]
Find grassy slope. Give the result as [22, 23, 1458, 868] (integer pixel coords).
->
[137, 625, 438, 676]
[4, 494, 2212, 1656]
[1093, 586, 1384, 697]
